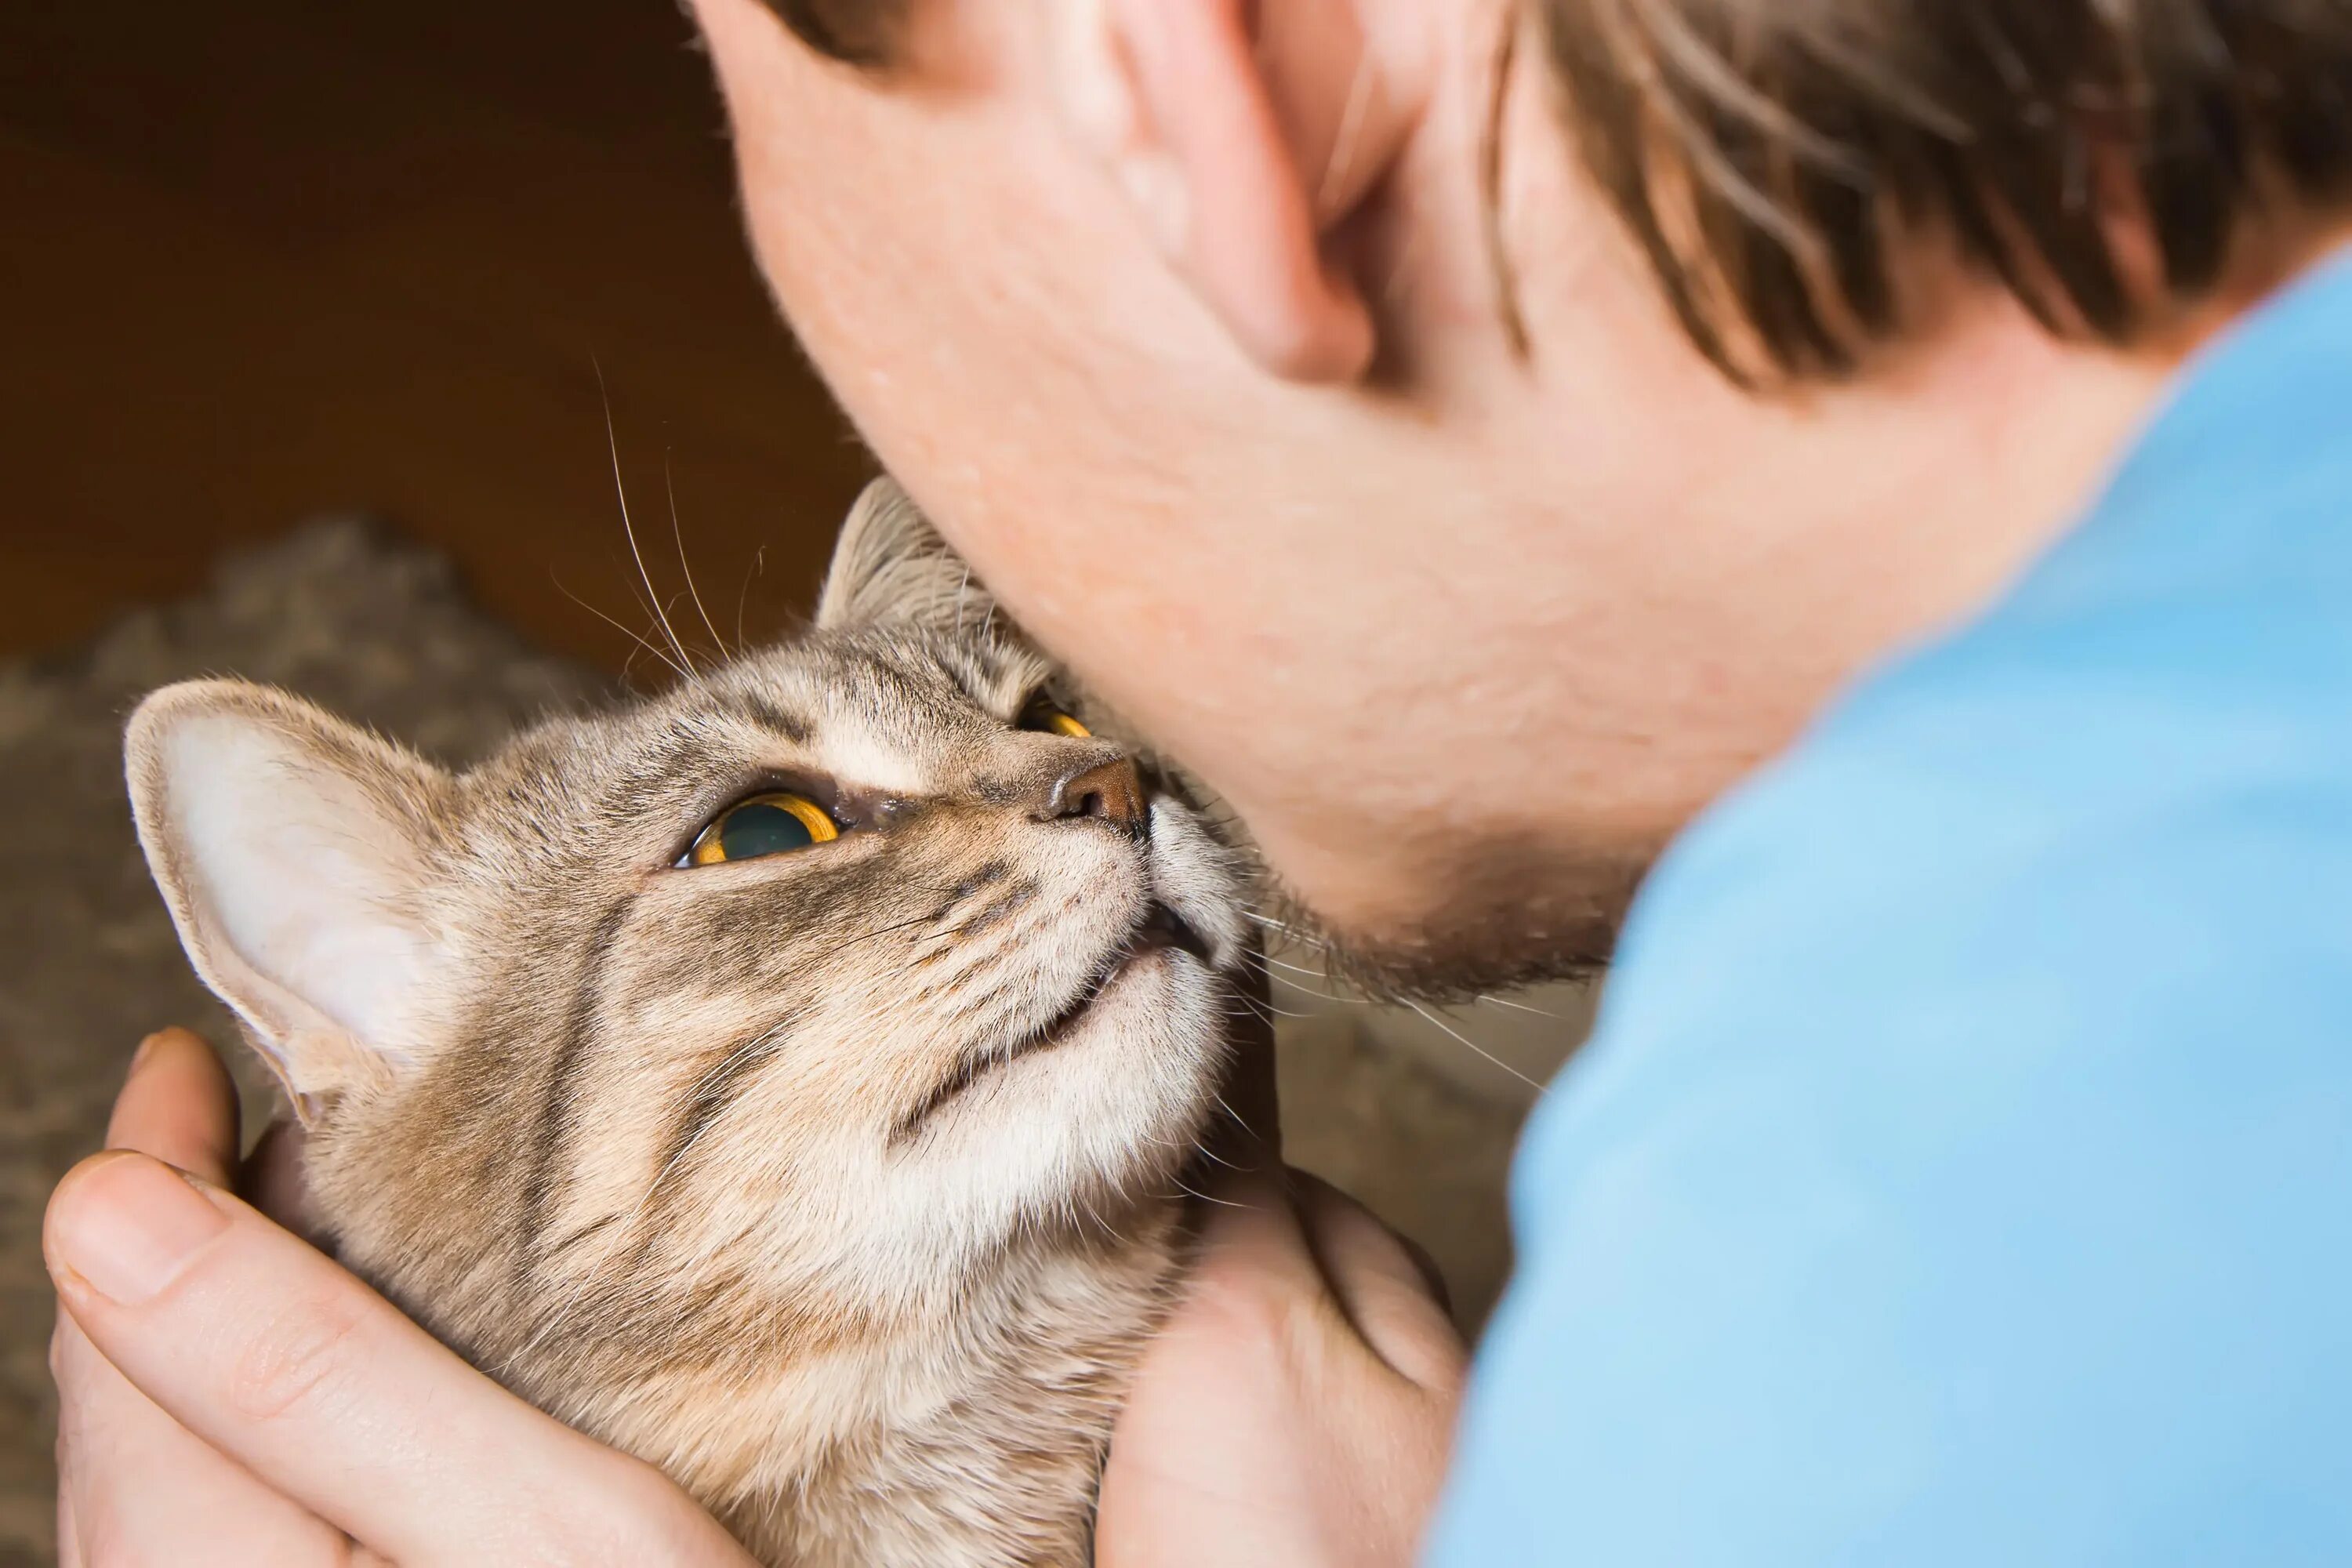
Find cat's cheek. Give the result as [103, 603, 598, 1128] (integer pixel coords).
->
[906, 949, 1228, 1223]
[1143, 803, 1253, 967]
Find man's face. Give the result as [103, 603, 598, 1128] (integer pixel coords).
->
[687, 0, 2147, 996]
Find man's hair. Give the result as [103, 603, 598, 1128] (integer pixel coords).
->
[765, 1, 2352, 384]
[1543, 1, 2352, 382]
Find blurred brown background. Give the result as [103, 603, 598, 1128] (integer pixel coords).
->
[1, 0, 873, 667]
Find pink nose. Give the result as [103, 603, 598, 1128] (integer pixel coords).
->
[1038, 757, 1145, 829]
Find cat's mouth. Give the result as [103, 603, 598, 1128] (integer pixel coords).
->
[894, 900, 1211, 1140]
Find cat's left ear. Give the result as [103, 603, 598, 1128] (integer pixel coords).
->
[816, 477, 1000, 634]
[125, 680, 455, 1120]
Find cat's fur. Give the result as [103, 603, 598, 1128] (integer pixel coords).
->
[123, 480, 1250, 1566]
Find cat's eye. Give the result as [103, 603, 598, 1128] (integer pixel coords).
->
[683, 791, 839, 866]
[1018, 697, 1090, 739]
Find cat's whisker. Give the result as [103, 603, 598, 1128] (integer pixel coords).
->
[1208, 1091, 1280, 1153]
[621, 573, 692, 673]
[550, 571, 691, 684]
[1237, 908, 1333, 953]
[665, 445, 728, 660]
[1245, 900, 1319, 927]
[1226, 990, 1307, 1023]
[1186, 1137, 1243, 1174]
[1239, 950, 1368, 1006]
[593, 358, 698, 679]
[643, 588, 702, 648]
[1220, 975, 1274, 1007]
[1169, 1178, 1250, 1210]
[734, 543, 767, 654]
[1477, 991, 1573, 1021]
[1401, 997, 1551, 1095]
[1269, 972, 1370, 1006]
[1232, 949, 1302, 985]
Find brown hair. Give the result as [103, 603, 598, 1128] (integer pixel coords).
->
[1544, 1, 2352, 381]
[766, 1, 2352, 383]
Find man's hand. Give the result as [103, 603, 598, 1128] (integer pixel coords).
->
[1095, 1167, 1468, 1568]
[45, 1028, 756, 1567]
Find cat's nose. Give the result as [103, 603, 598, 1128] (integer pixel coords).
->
[1038, 757, 1146, 831]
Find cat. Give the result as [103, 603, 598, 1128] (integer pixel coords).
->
[122, 478, 1253, 1567]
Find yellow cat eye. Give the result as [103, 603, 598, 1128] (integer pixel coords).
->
[686, 791, 840, 866]
[1018, 697, 1091, 739]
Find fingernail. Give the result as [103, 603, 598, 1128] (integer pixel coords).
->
[127, 1032, 166, 1076]
[49, 1152, 230, 1305]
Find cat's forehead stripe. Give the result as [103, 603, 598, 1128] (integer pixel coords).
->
[717, 693, 812, 746]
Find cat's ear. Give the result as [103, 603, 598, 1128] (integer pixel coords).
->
[125, 679, 453, 1120]
[816, 477, 1000, 634]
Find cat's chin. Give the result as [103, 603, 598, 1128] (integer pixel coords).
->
[884, 941, 1231, 1211]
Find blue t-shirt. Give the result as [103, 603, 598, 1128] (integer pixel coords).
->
[1431, 258, 2352, 1566]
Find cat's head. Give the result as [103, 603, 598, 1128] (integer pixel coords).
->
[124, 480, 1250, 1325]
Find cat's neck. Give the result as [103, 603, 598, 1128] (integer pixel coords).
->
[306, 1033, 1200, 1568]
[570, 1200, 1189, 1568]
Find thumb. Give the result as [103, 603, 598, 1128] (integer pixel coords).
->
[44, 1152, 753, 1567]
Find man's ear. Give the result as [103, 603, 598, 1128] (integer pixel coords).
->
[125, 680, 453, 1120]
[1051, 0, 1428, 382]
[816, 476, 1002, 633]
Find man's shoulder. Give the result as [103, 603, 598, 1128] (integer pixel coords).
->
[1453, 428, 2352, 1565]
[1429, 252, 2352, 1568]
[1556, 538, 2352, 1184]
[1444, 590, 2352, 1568]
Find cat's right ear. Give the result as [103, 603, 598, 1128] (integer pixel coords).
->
[816, 477, 1000, 635]
[125, 680, 453, 1121]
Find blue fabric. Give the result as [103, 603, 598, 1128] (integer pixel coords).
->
[1429, 257, 2352, 1567]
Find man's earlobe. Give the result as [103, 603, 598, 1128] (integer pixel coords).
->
[1051, 0, 1428, 383]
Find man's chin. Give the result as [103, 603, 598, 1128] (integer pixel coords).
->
[1265, 837, 1653, 1005]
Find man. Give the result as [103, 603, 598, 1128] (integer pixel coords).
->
[47, 1, 2352, 1562]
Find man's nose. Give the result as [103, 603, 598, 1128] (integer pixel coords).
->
[1035, 755, 1146, 831]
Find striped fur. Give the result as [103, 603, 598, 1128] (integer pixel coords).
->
[123, 482, 1251, 1566]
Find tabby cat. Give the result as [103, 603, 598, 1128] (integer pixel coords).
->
[125, 479, 1250, 1566]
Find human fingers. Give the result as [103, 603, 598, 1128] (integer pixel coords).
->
[46, 1152, 753, 1566]
[105, 1027, 239, 1180]
[53, 1414, 78, 1568]
[1290, 1173, 1467, 1393]
[56, 1029, 350, 1565]
[52, 1307, 350, 1566]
